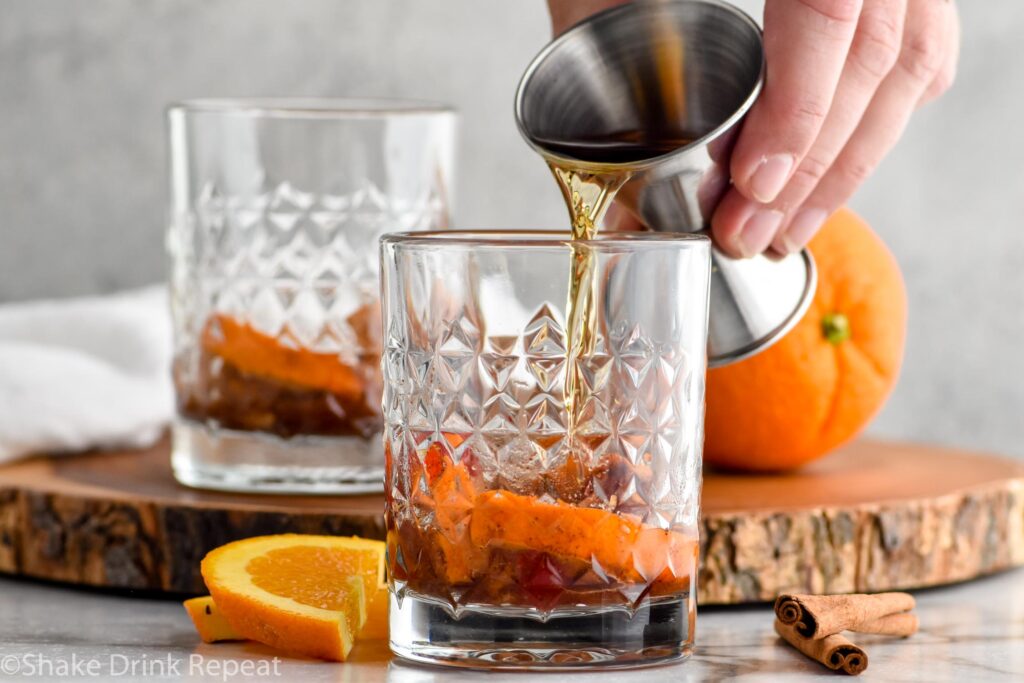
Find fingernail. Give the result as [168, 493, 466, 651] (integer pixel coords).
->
[736, 208, 784, 258]
[748, 154, 795, 203]
[780, 207, 828, 253]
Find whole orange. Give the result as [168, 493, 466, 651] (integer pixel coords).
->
[704, 208, 907, 472]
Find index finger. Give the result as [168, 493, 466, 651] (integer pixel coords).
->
[730, 0, 863, 204]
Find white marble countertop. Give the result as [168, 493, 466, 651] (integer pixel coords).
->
[0, 569, 1021, 682]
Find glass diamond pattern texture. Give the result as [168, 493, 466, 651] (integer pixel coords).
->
[168, 100, 455, 493]
[381, 232, 711, 668]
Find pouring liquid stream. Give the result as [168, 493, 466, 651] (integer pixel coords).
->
[550, 164, 625, 440]
[548, 136, 693, 442]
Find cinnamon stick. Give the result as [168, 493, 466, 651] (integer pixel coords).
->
[774, 592, 916, 639]
[774, 619, 868, 676]
[854, 611, 919, 637]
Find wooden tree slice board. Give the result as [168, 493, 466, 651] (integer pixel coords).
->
[0, 437, 1021, 604]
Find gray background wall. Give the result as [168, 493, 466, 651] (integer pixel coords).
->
[1, 1, 1022, 457]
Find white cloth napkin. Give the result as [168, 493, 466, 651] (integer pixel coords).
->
[0, 286, 174, 463]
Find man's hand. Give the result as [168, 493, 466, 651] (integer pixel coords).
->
[547, 0, 960, 257]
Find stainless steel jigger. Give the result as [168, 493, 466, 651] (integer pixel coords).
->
[514, 0, 817, 366]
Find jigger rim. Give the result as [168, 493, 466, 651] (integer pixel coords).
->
[707, 248, 818, 368]
[514, 0, 765, 173]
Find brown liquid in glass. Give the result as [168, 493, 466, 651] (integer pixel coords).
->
[387, 135, 703, 618]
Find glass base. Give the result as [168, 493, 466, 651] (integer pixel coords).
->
[171, 420, 383, 494]
[389, 591, 694, 670]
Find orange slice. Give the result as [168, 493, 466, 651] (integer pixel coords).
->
[183, 596, 242, 643]
[202, 314, 366, 398]
[201, 534, 385, 661]
[469, 489, 697, 587]
[361, 584, 390, 640]
[185, 589, 390, 645]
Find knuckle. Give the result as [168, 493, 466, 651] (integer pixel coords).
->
[794, 154, 833, 186]
[776, 96, 831, 137]
[793, 0, 863, 24]
[837, 156, 875, 186]
[849, 10, 903, 79]
[899, 18, 948, 83]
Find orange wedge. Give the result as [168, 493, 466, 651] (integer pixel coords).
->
[361, 583, 390, 640]
[201, 314, 366, 399]
[469, 489, 698, 587]
[200, 534, 385, 661]
[183, 596, 242, 643]
[185, 590, 390, 644]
